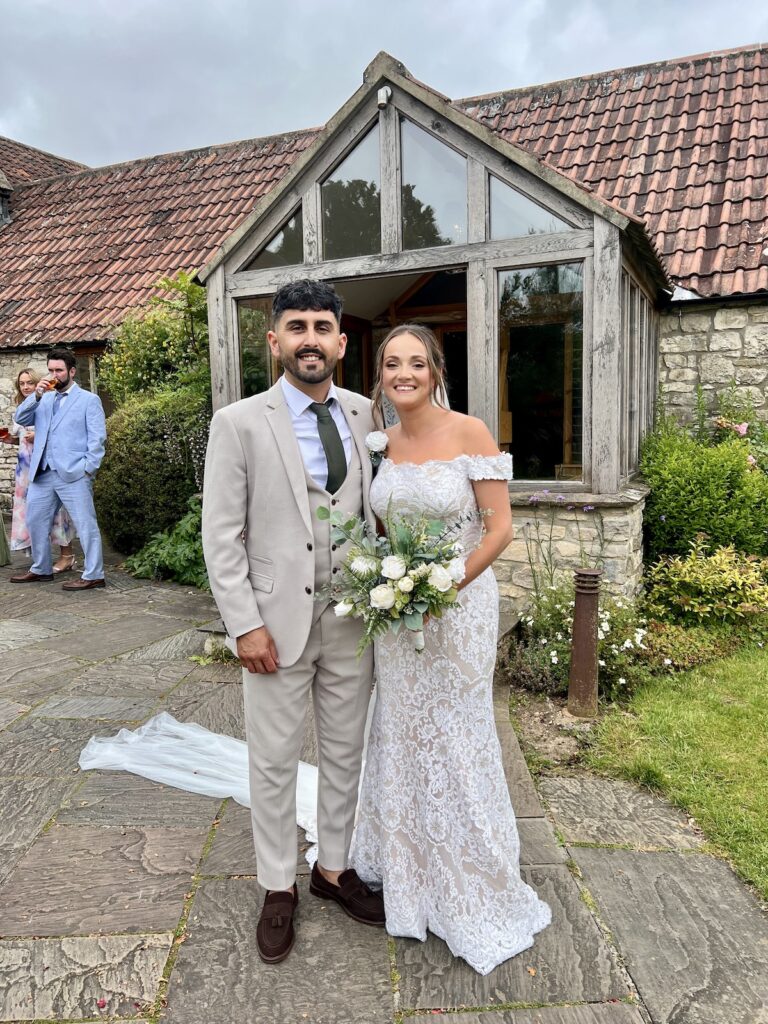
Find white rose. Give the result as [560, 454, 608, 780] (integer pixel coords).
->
[369, 584, 396, 610]
[381, 555, 407, 580]
[334, 599, 355, 617]
[365, 431, 388, 453]
[428, 563, 453, 593]
[350, 555, 378, 575]
[397, 576, 414, 593]
[446, 558, 465, 584]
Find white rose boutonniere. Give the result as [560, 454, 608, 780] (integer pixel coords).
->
[365, 431, 388, 469]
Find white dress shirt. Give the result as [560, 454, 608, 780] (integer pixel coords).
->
[280, 375, 353, 490]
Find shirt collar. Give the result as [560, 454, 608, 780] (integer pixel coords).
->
[280, 375, 339, 416]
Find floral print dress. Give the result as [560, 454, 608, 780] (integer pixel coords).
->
[9, 419, 77, 551]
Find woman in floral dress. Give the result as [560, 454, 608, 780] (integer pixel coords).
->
[3, 368, 78, 569]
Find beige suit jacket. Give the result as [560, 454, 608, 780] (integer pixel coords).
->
[202, 379, 376, 667]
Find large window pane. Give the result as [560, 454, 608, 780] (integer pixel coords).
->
[490, 175, 570, 239]
[322, 125, 381, 260]
[401, 119, 466, 249]
[498, 263, 583, 480]
[238, 298, 273, 397]
[246, 210, 303, 270]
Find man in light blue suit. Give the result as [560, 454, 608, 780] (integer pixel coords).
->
[11, 346, 107, 591]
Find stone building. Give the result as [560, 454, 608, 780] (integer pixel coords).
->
[1, 45, 766, 621]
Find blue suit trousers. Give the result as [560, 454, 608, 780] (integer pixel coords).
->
[27, 469, 104, 580]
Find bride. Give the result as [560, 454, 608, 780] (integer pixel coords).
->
[81, 322, 550, 976]
[349, 323, 550, 974]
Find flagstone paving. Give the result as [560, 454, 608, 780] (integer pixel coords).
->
[0, 549, 766, 1023]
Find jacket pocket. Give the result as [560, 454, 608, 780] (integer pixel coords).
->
[248, 555, 274, 593]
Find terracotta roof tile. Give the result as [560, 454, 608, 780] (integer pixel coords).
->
[0, 136, 87, 186]
[456, 43, 768, 297]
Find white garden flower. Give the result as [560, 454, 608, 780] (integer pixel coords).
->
[365, 431, 389, 453]
[550, 651, 559, 665]
[598, 659, 606, 667]
[623, 638, 634, 649]
[350, 555, 379, 576]
[334, 599, 355, 617]
[428, 563, 453, 593]
[618, 677, 627, 686]
[381, 555, 407, 580]
[447, 558, 466, 584]
[663, 657, 672, 666]
[369, 584, 396, 610]
[397, 576, 414, 593]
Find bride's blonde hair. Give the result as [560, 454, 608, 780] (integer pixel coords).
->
[371, 323, 448, 428]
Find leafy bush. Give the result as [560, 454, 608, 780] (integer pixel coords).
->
[639, 620, 742, 672]
[641, 415, 768, 560]
[95, 387, 209, 554]
[124, 497, 209, 589]
[98, 272, 209, 404]
[646, 538, 768, 627]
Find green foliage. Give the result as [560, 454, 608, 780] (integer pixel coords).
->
[639, 619, 742, 672]
[98, 272, 210, 404]
[94, 387, 209, 554]
[714, 381, 768, 473]
[124, 497, 209, 589]
[641, 414, 768, 560]
[646, 538, 768, 627]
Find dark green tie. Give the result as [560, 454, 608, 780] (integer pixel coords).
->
[309, 400, 347, 494]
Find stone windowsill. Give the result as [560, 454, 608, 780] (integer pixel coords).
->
[508, 482, 649, 509]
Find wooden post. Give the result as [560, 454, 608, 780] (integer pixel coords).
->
[568, 567, 602, 718]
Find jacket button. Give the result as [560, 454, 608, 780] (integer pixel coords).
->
[307, 542, 313, 551]
[331, 498, 338, 506]
[331, 544, 337, 551]
[332, 567, 338, 574]
[305, 586, 312, 595]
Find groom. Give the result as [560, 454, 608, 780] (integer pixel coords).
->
[202, 279, 383, 963]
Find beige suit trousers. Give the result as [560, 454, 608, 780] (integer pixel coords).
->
[243, 603, 373, 891]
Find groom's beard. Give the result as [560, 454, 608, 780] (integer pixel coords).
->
[280, 348, 339, 385]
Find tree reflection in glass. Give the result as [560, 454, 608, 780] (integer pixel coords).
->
[490, 176, 570, 239]
[322, 125, 381, 260]
[238, 299, 272, 397]
[246, 211, 303, 270]
[401, 119, 466, 250]
[498, 263, 583, 481]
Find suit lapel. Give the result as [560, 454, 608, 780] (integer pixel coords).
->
[265, 382, 313, 535]
[49, 383, 81, 432]
[335, 390, 374, 525]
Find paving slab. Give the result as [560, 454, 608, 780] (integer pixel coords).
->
[0, 650, 88, 700]
[202, 801, 312, 876]
[0, 697, 30, 729]
[0, 823, 207, 937]
[102, 570, 150, 592]
[63, 659, 194, 698]
[518, 818, 567, 866]
[34, 613, 189, 661]
[184, 662, 242, 684]
[538, 775, 705, 851]
[117, 626, 207, 661]
[122, 586, 219, 622]
[163, 876, 393, 1024]
[19, 610, 95, 633]
[0, 618, 59, 652]
[0, 717, 105, 776]
[29, 693, 158, 721]
[0, 932, 172, 1021]
[0, 776, 76, 887]
[57, 771, 222, 826]
[574, 847, 768, 1024]
[396, 865, 628, 1010]
[446, 1006, 645, 1024]
[162, 680, 245, 740]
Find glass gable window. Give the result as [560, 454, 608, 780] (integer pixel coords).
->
[322, 124, 381, 260]
[490, 176, 570, 239]
[498, 263, 584, 480]
[401, 119, 467, 250]
[246, 210, 303, 270]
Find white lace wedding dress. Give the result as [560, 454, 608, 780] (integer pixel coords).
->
[350, 454, 551, 975]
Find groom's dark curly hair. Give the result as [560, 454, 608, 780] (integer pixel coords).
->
[271, 279, 343, 327]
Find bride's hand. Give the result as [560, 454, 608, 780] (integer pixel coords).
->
[237, 626, 280, 674]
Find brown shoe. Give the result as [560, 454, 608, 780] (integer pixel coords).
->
[309, 864, 385, 926]
[256, 885, 298, 963]
[10, 571, 54, 583]
[62, 578, 106, 591]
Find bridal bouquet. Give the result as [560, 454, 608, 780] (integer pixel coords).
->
[317, 504, 466, 654]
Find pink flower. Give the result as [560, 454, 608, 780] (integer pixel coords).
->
[747, 454, 757, 466]
[735, 422, 749, 436]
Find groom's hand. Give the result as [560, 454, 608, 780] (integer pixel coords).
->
[237, 626, 280, 674]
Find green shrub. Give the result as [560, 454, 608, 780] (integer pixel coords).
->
[124, 497, 209, 589]
[639, 619, 742, 671]
[641, 417, 768, 560]
[646, 538, 768, 627]
[95, 387, 209, 554]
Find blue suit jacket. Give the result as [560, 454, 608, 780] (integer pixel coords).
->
[16, 383, 107, 483]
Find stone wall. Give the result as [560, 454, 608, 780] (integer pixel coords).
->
[493, 487, 647, 630]
[0, 351, 49, 510]
[659, 301, 768, 421]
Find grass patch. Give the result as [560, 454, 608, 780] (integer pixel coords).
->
[585, 647, 768, 899]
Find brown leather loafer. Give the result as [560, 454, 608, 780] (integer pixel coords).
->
[309, 864, 385, 926]
[256, 884, 298, 963]
[10, 571, 54, 583]
[62, 578, 106, 591]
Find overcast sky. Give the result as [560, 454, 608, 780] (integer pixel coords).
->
[1, 0, 766, 168]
